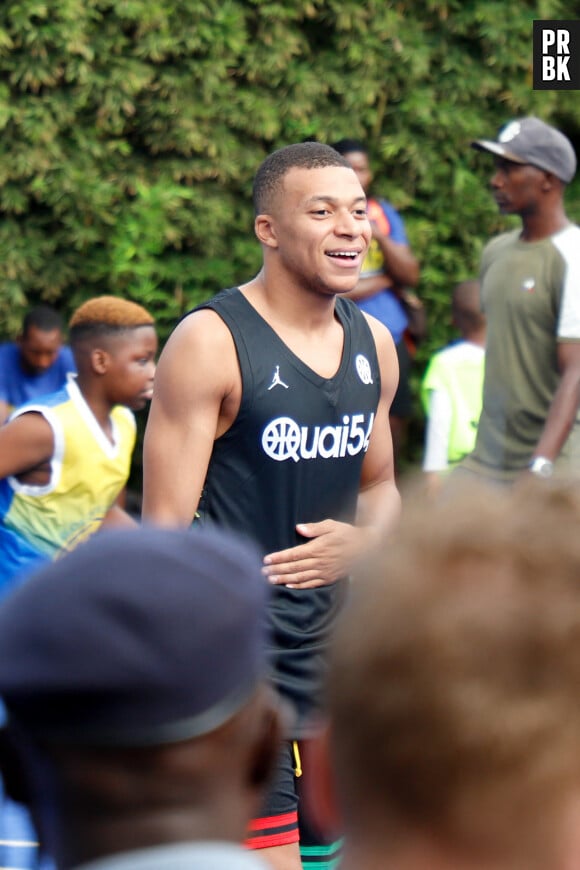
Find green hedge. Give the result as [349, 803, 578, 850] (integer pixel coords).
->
[1, 0, 578, 466]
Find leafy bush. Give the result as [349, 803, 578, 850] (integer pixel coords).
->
[1, 0, 578, 466]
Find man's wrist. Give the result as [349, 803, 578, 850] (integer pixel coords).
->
[528, 456, 554, 478]
[399, 289, 423, 310]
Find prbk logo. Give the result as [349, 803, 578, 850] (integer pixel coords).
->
[262, 413, 375, 463]
[533, 20, 580, 89]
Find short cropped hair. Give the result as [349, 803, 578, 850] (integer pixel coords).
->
[22, 306, 63, 336]
[69, 296, 154, 346]
[451, 279, 485, 335]
[330, 138, 368, 157]
[328, 479, 580, 858]
[252, 142, 351, 215]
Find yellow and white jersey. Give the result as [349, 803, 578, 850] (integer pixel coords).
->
[0, 378, 136, 594]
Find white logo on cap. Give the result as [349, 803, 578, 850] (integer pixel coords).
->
[499, 121, 521, 143]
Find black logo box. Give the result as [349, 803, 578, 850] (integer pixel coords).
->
[533, 20, 580, 90]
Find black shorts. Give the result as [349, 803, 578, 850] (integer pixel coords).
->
[246, 742, 299, 848]
[245, 740, 341, 859]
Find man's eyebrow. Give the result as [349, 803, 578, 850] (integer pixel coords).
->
[304, 194, 368, 206]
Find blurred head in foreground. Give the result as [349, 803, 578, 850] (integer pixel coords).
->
[0, 525, 281, 870]
[312, 479, 580, 870]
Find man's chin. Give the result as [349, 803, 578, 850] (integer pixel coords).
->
[326, 278, 359, 296]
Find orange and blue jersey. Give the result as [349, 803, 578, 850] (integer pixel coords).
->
[358, 197, 410, 345]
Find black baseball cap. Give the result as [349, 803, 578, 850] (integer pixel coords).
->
[0, 525, 271, 746]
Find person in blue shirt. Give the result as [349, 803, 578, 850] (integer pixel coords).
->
[331, 139, 423, 472]
[0, 306, 76, 424]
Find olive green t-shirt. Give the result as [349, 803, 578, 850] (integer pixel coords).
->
[462, 225, 580, 482]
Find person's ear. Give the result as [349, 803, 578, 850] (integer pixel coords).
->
[255, 214, 279, 249]
[300, 724, 343, 840]
[90, 347, 110, 375]
[541, 171, 559, 192]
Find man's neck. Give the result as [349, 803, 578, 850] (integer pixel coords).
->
[242, 272, 339, 332]
[519, 204, 570, 242]
[463, 327, 486, 349]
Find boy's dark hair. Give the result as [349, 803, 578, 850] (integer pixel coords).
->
[253, 142, 351, 214]
[451, 280, 485, 337]
[330, 138, 368, 158]
[22, 306, 64, 336]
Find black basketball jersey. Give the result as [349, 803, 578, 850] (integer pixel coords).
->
[192, 287, 381, 730]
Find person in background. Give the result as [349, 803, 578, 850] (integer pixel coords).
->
[460, 117, 580, 484]
[0, 296, 157, 870]
[0, 295, 157, 596]
[421, 280, 486, 493]
[0, 306, 76, 425]
[331, 138, 423, 472]
[0, 525, 282, 870]
[307, 478, 580, 870]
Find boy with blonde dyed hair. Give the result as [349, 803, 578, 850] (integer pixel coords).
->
[309, 478, 580, 870]
[0, 296, 157, 870]
[0, 295, 156, 597]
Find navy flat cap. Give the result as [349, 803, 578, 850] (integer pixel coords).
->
[0, 525, 270, 746]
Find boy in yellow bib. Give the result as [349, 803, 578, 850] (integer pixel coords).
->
[0, 296, 157, 598]
[421, 280, 486, 493]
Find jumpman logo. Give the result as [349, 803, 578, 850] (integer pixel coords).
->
[268, 365, 289, 390]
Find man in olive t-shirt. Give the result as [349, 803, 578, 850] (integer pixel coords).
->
[460, 117, 580, 484]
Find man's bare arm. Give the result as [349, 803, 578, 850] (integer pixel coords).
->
[528, 341, 580, 463]
[345, 231, 420, 305]
[142, 310, 238, 527]
[0, 412, 54, 480]
[101, 503, 139, 529]
[345, 273, 390, 303]
[372, 226, 420, 288]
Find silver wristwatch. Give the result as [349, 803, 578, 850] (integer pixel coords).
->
[528, 456, 554, 478]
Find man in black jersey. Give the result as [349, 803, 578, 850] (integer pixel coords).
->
[143, 142, 401, 870]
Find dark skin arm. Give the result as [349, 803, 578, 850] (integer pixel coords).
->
[345, 273, 390, 303]
[529, 341, 580, 462]
[100, 486, 138, 527]
[345, 224, 423, 343]
[101, 502, 138, 529]
[142, 310, 235, 527]
[0, 412, 54, 481]
[369, 221, 420, 288]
